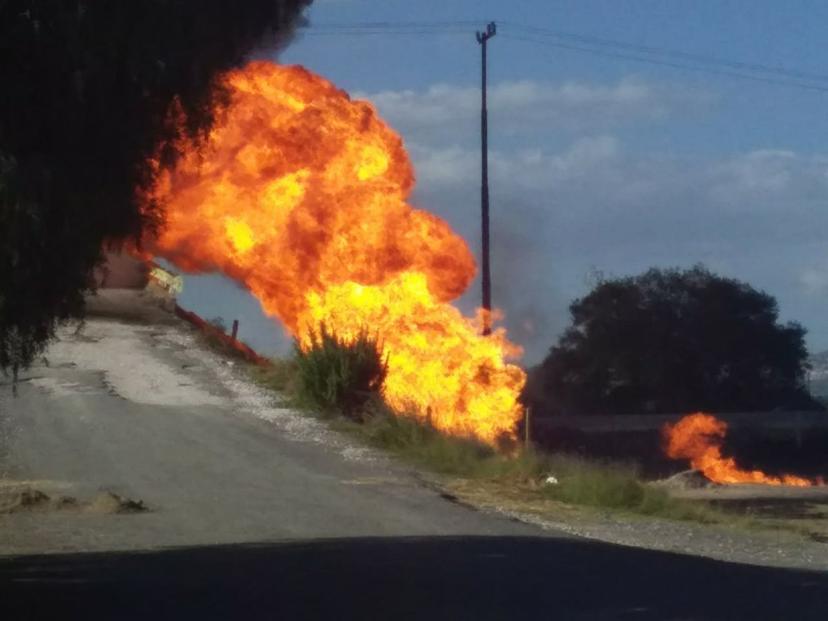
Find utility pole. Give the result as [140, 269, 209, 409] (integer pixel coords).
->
[476, 22, 496, 335]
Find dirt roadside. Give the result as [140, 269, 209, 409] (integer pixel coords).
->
[436, 477, 828, 571]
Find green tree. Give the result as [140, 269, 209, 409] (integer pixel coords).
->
[0, 0, 310, 377]
[531, 266, 819, 415]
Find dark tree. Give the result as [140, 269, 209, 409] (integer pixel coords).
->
[530, 266, 819, 416]
[0, 0, 311, 377]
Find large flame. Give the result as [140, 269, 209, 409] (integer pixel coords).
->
[663, 412, 820, 487]
[146, 61, 525, 443]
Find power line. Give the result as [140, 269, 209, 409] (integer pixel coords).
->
[297, 22, 472, 37]
[299, 29, 469, 37]
[301, 30, 468, 36]
[500, 32, 828, 94]
[299, 20, 828, 94]
[301, 20, 481, 30]
[501, 21, 828, 85]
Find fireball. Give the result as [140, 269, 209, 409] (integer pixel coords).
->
[146, 61, 525, 444]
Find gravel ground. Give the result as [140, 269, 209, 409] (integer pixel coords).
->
[442, 478, 828, 571]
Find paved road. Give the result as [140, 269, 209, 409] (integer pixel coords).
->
[2, 294, 827, 618]
[2, 536, 828, 620]
[0, 298, 543, 554]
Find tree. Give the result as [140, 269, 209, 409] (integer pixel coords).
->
[530, 266, 820, 416]
[0, 0, 310, 377]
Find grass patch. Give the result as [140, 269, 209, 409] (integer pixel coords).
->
[243, 333, 725, 526]
[336, 407, 725, 524]
[343, 406, 540, 477]
[539, 454, 720, 522]
[250, 357, 300, 398]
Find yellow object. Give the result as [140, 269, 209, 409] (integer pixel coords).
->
[149, 266, 183, 295]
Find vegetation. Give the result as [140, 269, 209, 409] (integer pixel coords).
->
[251, 327, 722, 523]
[0, 0, 310, 378]
[251, 357, 301, 398]
[540, 455, 717, 521]
[527, 265, 820, 416]
[338, 406, 722, 522]
[293, 326, 388, 420]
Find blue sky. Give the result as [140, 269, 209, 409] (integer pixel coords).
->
[177, 0, 828, 364]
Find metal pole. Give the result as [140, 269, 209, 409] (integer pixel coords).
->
[524, 406, 531, 449]
[476, 22, 496, 335]
[231, 319, 239, 342]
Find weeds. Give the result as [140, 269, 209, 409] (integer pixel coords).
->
[347, 406, 505, 475]
[538, 454, 722, 522]
[335, 406, 725, 522]
[293, 325, 387, 420]
[250, 357, 300, 398]
[248, 332, 724, 525]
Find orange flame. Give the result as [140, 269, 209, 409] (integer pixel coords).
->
[145, 61, 525, 444]
[663, 412, 821, 487]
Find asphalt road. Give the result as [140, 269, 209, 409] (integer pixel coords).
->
[2, 536, 828, 620]
[0, 302, 542, 554]
[2, 294, 827, 618]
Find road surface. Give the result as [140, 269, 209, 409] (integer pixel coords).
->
[1, 291, 827, 618]
[0, 292, 542, 553]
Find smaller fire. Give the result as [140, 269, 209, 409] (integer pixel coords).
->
[663, 412, 822, 487]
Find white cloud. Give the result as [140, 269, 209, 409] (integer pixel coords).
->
[355, 78, 713, 141]
[411, 135, 619, 190]
[352, 76, 828, 360]
[707, 150, 828, 217]
[406, 138, 828, 362]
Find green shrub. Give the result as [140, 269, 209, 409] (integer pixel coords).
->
[539, 454, 721, 521]
[294, 325, 387, 419]
[344, 405, 552, 480]
[252, 348, 726, 525]
[541, 455, 645, 508]
[357, 407, 495, 474]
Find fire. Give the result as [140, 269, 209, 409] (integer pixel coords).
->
[663, 412, 821, 487]
[145, 61, 525, 443]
